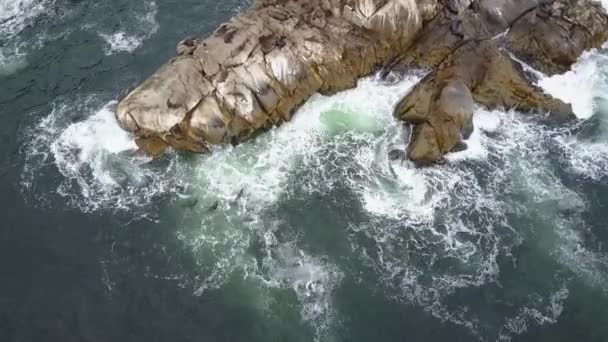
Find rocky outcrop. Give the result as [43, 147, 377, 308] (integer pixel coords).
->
[116, 0, 608, 165]
[506, 0, 608, 75]
[117, 0, 433, 155]
[393, 0, 608, 165]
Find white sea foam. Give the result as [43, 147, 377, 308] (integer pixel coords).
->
[100, 32, 145, 54]
[99, 1, 159, 55]
[51, 101, 137, 185]
[555, 133, 608, 181]
[554, 216, 608, 291]
[254, 242, 342, 342]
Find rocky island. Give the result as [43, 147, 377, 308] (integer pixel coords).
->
[116, 0, 608, 165]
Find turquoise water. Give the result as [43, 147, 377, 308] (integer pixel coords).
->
[3, 1, 608, 341]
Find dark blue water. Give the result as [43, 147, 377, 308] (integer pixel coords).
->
[3, 1, 608, 341]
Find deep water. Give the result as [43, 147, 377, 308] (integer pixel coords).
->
[3, 1, 608, 341]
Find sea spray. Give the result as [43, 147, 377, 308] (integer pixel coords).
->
[539, 45, 608, 181]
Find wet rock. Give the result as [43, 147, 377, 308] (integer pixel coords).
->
[116, 0, 431, 155]
[506, 0, 608, 75]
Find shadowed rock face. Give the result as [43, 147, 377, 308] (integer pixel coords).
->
[116, 0, 608, 164]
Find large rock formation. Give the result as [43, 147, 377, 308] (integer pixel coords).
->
[116, 0, 608, 164]
[117, 0, 434, 155]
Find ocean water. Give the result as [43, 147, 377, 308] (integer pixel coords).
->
[3, 1, 608, 341]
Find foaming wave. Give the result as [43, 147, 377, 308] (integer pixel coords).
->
[21, 96, 183, 214]
[351, 107, 503, 223]
[182, 73, 424, 213]
[99, 1, 159, 55]
[173, 72, 607, 339]
[0, 46, 28, 76]
[253, 241, 343, 342]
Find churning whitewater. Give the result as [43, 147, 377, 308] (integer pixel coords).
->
[12, 1, 608, 341]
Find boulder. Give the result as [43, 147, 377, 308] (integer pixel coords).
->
[506, 0, 608, 75]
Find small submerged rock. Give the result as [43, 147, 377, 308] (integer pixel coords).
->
[387, 148, 407, 161]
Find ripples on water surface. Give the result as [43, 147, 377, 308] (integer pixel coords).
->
[4, 0, 608, 341]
